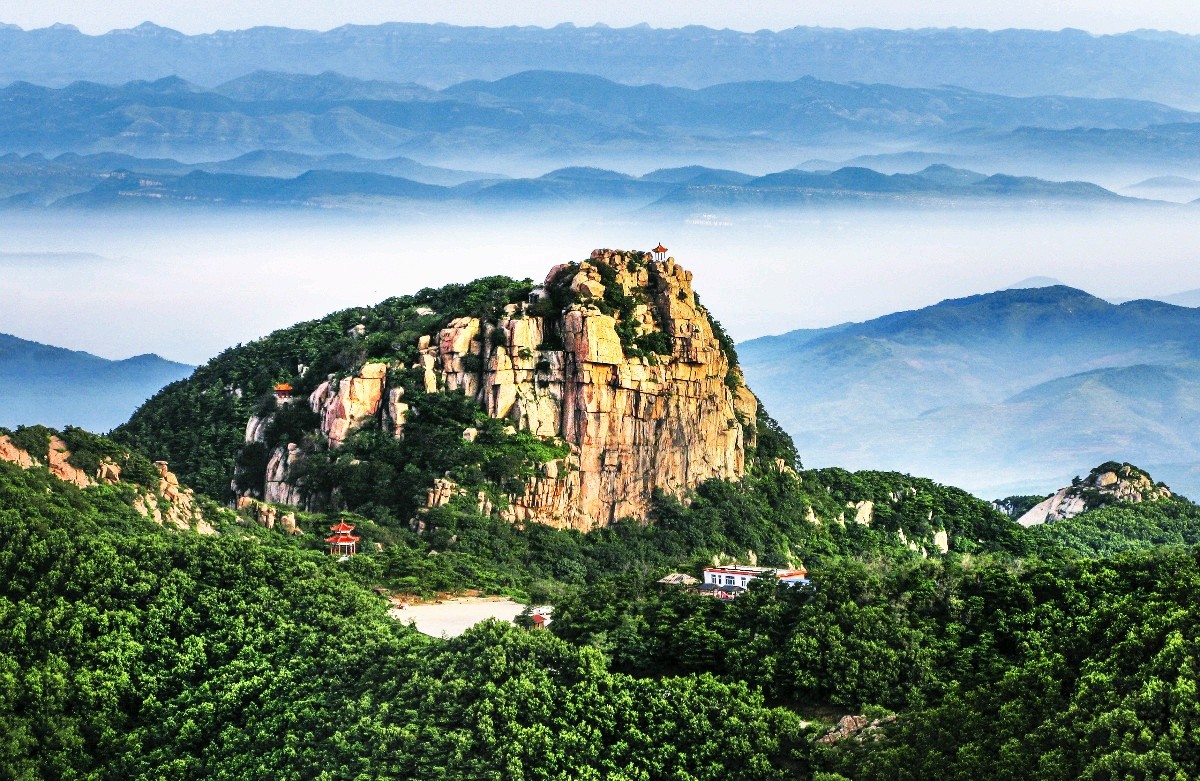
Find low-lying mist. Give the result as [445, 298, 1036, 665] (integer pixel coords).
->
[4, 205, 1199, 366]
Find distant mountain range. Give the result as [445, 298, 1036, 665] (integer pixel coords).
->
[0, 71, 1197, 176]
[2, 23, 1200, 108]
[739, 286, 1200, 499]
[0, 154, 1164, 212]
[1123, 175, 1200, 202]
[0, 333, 192, 432]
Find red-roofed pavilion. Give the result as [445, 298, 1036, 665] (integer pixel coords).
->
[326, 519, 360, 557]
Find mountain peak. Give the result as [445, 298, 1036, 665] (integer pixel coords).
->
[1005, 276, 1065, 290]
[120, 249, 788, 529]
[1017, 462, 1173, 526]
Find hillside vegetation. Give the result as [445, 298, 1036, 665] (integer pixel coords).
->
[4, 434, 1200, 777]
[14, 264, 1200, 779]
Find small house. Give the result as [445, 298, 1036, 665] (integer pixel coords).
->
[702, 565, 810, 593]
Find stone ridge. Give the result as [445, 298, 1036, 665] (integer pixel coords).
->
[240, 248, 762, 530]
[0, 433, 213, 534]
[1017, 462, 1173, 527]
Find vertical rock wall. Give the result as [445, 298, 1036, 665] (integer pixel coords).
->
[240, 249, 760, 531]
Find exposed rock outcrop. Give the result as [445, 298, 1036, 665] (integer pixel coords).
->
[310, 361, 389, 449]
[817, 714, 897, 745]
[0, 434, 212, 534]
[240, 249, 764, 530]
[134, 462, 212, 534]
[0, 436, 35, 468]
[236, 496, 304, 535]
[47, 435, 92, 487]
[1017, 462, 1173, 527]
[264, 443, 304, 505]
[849, 500, 874, 526]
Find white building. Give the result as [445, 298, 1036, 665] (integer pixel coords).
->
[702, 565, 809, 590]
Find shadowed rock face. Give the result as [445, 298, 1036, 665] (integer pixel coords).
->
[1017, 462, 1173, 527]
[239, 249, 761, 530]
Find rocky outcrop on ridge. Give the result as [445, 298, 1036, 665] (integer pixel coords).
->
[1017, 462, 1173, 527]
[0, 432, 213, 534]
[237, 248, 762, 530]
[817, 714, 897, 745]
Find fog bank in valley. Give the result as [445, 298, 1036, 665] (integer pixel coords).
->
[3, 206, 1198, 366]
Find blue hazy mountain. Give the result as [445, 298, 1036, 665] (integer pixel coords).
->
[12, 161, 1148, 211]
[2, 23, 1200, 107]
[978, 124, 1200, 171]
[739, 287, 1200, 497]
[0, 151, 499, 206]
[646, 166, 1138, 211]
[0, 72, 1195, 169]
[1123, 175, 1200, 202]
[55, 169, 454, 208]
[0, 333, 193, 432]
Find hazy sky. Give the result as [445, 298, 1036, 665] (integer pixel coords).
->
[2, 0, 1200, 35]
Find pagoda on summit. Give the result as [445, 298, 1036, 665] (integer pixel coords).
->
[325, 519, 360, 557]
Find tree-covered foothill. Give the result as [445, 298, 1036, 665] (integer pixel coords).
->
[824, 547, 1200, 781]
[9, 421, 1200, 778]
[1025, 496, 1200, 558]
[0, 460, 816, 780]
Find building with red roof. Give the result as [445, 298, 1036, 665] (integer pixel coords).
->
[326, 519, 360, 557]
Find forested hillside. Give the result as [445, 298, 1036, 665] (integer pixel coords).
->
[12, 260, 1200, 779]
[0, 459, 815, 780]
[4, 437, 1200, 777]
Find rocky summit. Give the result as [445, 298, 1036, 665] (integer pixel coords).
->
[1017, 462, 1173, 527]
[234, 249, 763, 530]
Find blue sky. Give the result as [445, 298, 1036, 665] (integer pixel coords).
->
[1, 0, 1199, 35]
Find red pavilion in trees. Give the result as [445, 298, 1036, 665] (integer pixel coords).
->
[652, 243, 668, 261]
[326, 519, 360, 557]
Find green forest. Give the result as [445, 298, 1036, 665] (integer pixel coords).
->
[4, 429, 1200, 778]
[6, 265, 1200, 778]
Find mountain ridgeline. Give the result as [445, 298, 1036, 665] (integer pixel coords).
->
[4, 23, 1200, 108]
[740, 284, 1200, 498]
[117, 249, 793, 530]
[2, 70, 1200, 186]
[0, 333, 194, 431]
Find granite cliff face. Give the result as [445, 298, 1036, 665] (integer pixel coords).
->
[237, 249, 762, 530]
[1017, 462, 1173, 527]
